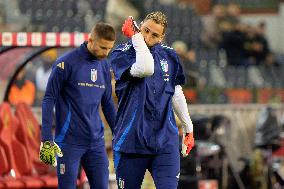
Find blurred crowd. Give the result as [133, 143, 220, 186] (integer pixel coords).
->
[1, 0, 284, 105]
[202, 3, 277, 67]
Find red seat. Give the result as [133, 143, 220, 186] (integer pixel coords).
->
[15, 103, 50, 173]
[0, 145, 8, 173]
[14, 103, 58, 187]
[13, 103, 85, 188]
[257, 88, 284, 103]
[225, 89, 253, 104]
[183, 89, 197, 103]
[0, 102, 45, 188]
[0, 144, 25, 188]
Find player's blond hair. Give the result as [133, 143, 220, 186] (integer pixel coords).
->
[144, 12, 168, 34]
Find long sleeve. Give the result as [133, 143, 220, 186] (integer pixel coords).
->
[129, 33, 154, 78]
[101, 69, 117, 133]
[41, 61, 66, 141]
[172, 85, 193, 133]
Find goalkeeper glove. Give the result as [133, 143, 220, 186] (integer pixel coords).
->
[122, 16, 140, 38]
[181, 132, 194, 157]
[39, 141, 63, 167]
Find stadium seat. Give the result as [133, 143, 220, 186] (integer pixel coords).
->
[0, 144, 25, 188]
[0, 145, 8, 175]
[13, 103, 88, 188]
[0, 102, 45, 188]
[225, 89, 253, 103]
[15, 103, 44, 168]
[14, 103, 58, 187]
[257, 89, 284, 103]
[183, 89, 197, 103]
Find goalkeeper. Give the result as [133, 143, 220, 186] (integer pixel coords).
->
[110, 12, 194, 189]
[39, 22, 116, 189]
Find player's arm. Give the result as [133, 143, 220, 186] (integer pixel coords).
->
[40, 60, 65, 166]
[101, 68, 117, 133]
[172, 85, 194, 157]
[122, 16, 154, 78]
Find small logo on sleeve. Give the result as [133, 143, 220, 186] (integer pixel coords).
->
[118, 177, 125, 189]
[176, 172, 180, 179]
[57, 62, 64, 69]
[59, 163, 65, 175]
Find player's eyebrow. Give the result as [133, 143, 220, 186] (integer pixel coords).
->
[152, 33, 159, 37]
[145, 26, 160, 37]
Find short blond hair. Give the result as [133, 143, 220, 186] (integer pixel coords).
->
[144, 11, 168, 34]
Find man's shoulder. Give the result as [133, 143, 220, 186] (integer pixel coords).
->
[55, 49, 78, 66]
[159, 43, 179, 61]
[160, 43, 175, 54]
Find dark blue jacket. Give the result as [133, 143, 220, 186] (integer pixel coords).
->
[110, 41, 185, 154]
[41, 42, 116, 146]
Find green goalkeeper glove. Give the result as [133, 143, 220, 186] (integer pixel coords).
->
[39, 141, 63, 167]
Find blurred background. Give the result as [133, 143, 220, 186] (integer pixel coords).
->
[1, 0, 284, 189]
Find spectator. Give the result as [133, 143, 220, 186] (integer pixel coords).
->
[254, 21, 270, 64]
[201, 4, 227, 49]
[8, 68, 36, 106]
[172, 40, 200, 88]
[243, 23, 270, 66]
[226, 3, 241, 25]
[220, 23, 247, 66]
[34, 49, 57, 106]
[105, 0, 139, 30]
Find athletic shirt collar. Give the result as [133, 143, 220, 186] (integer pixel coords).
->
[79, 41, 98, 61]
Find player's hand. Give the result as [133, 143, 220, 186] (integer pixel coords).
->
[181, 132, 194, 157]
[122, 16, 140, 38]
[39, 141, 63, 167]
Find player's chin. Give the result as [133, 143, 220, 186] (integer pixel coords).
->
[146, 42, 157, 48]
[97, 55, 107, 60]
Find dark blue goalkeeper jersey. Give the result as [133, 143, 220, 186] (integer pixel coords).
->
[41, 42, 116, 146]
[110, 41, 185, 154]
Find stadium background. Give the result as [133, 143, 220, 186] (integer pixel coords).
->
[0, 0, 284, 188]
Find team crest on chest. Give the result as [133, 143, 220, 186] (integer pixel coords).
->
[91, 69, 97, 82]
[160, 59, 168, 73]
[160, 59, 170, 81]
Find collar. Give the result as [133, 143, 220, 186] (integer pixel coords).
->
[79, 42, 98, 61]
[149, 43, 162, 52]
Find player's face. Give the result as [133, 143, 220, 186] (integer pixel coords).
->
[88, 36, 115, 60]
[140, 19, 165, 47]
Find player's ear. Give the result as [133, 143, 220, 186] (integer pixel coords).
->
[139, 21, 143, 30]
[159, 34, 165, 43]
[88, 37, 93, 44]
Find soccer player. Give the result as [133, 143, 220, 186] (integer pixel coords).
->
[110, 12, 195, 189]
[39, 22, 116, 189]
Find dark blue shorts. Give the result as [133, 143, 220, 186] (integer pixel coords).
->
[56, 142, 109, 189]
[114, 149, 180, 189]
